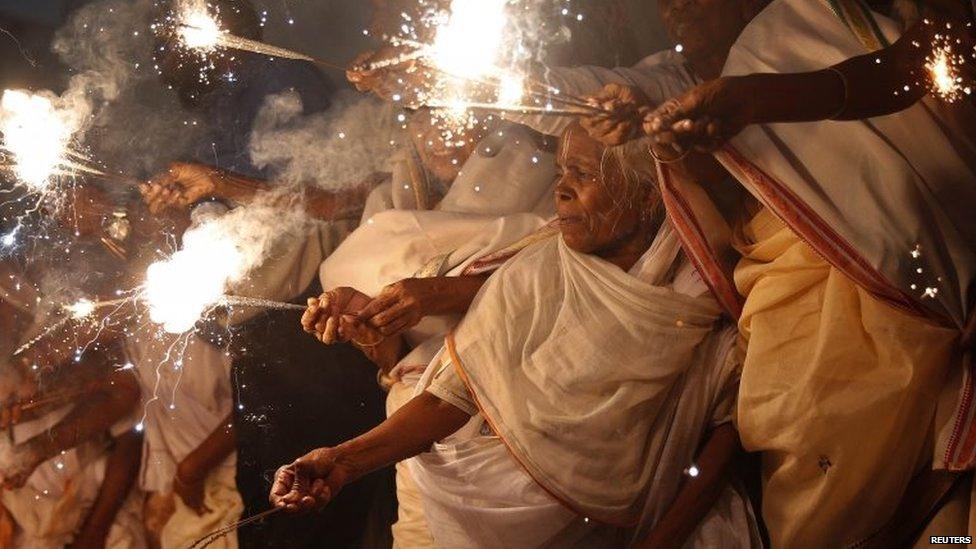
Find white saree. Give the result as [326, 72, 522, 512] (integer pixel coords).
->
[408, 227, 759, 548]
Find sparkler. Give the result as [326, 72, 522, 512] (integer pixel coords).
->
[143, 219, 244, 334]
[0, 90, 139, 191]
[925, 36, 968, 103]
[0, 90, 91, 191]
[171, 2, 345, 71]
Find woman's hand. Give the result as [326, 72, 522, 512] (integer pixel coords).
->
[644, 77, 758, 155]
[581, 83, 655, 146]
[356, 278, 440, 337]
[346, 46, 427, 102]
[301, 287, 372, 344]
[270, 447, 356, 512]
[173, 465, 211, 516]
[140, 162, 221, 215]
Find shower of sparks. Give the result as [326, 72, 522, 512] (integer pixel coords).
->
[66, 298, 96, 319]
[428, 0, 508, 80]
[925, 38, 967, 103]
[142, 220, 244, 334]
[497, 74, 526, 106]
[178, 4, 221, 52]
[0, 90, 100, 191]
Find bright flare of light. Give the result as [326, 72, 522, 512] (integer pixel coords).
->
[925, 39, 966, 103]
[177, 1, 222, 52]
[0, 90, 76, 191]
[143, 221, 244, 333]
[429, 0, 509, 79]
[497, 74, 525, 105]
[66, 299, 96, 319]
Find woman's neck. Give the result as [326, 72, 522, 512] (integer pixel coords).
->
[597, 223, 658, 272]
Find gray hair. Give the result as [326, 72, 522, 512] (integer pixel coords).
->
[600, 137, 663, 222]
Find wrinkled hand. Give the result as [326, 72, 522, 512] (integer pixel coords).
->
[140, 162, 221, 215]
[173, 468, 211, 516]
[346, 46, 426, 102]
[357, 278, 440, 337]
[270, 447, 353, 512]
[301, 287, 372, 345]
[644, 77, 756, 155]
[581, 83, 655, 146]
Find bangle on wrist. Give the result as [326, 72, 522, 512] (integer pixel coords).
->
[826, 67, 849, 120]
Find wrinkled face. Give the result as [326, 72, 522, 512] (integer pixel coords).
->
[407, 109, 486, 184]
[554, 125, 647, 255]
[656, 0, 756, 66]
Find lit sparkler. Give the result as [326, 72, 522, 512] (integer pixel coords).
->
[0, 90, 96, 191]
[170, 1, 343, 71]
[142, 219, 244, 334]
[925, 36, 968, 103]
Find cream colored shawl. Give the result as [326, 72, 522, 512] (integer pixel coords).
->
[447, 236, 724, 525]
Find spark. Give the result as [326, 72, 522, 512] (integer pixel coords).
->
[0, 90, 88, 191]
[497, 74, 525, 106]
[925, 33, 969, 103]
[142, 219, 244, 334]
[66, 298, 96, 319]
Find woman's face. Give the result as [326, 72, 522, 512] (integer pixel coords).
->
[554, 125, 649, 255]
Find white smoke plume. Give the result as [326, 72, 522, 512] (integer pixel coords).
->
[249, 89, 402, 190]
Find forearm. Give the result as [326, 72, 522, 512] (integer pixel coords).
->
[426, 275, 488, 316]
[75, 430, 142, 539]
[635, 423, 741, 549]
[177, 414, 236, 482]
[24, 372, 139, 462]
[740, 17, 956, 124]
[213, 170, 369, 221]
[331, 392, 470, 483]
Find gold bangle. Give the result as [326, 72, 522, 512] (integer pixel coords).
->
[352, 337, 384, 348]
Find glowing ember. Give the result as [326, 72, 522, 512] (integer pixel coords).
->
[497, 74, 525, 105]
[143, 221, 244, 333]
[429, 0, 509, 79]
[65, 298, 96, 319]
[176, 1, 221, 52]
[0, 90, 77, 190]
[925, 37, 967, 103]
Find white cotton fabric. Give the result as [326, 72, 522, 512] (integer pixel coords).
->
[721, 0, 976, 328]
[320, 210, 547, 349]
[409, 225, 759, 547]
[0, 407, 145, 549]
[125, 330, 234, 493]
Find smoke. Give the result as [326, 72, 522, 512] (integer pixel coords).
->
[249, 89, 401, 190]
[144, 190, 311, 333]
[51, 0, 210, 179]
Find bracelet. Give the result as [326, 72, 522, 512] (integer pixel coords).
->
[826, 67, 849, 120]
[352, 337, 384, 348]
[649, 145, 690, 164]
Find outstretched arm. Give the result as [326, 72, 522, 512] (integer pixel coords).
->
[635, 423, 743, 549]
[141, 162, 379, 221]
[173, 414, 236, 516]
[642, 15, 974, 152]
[269, 391, 470, 512]
[68, 430, 143, 549]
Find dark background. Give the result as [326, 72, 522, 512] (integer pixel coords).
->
[0, 0, 374, 93]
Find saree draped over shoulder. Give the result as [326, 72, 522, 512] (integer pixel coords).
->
[410, 230, 759, 547]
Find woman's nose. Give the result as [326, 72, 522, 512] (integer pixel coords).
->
[554, 180, 576, 202]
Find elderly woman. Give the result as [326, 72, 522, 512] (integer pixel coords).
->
[275, 124, 759, 548]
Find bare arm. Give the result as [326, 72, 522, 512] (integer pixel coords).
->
[68, 430, 143, 549]
[173, 414, 236, 515]
[635, 423, 742, 549]
[270, 391, 470, 511]
[2, 368, 140, 489]
[141, 162, 381, 221]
